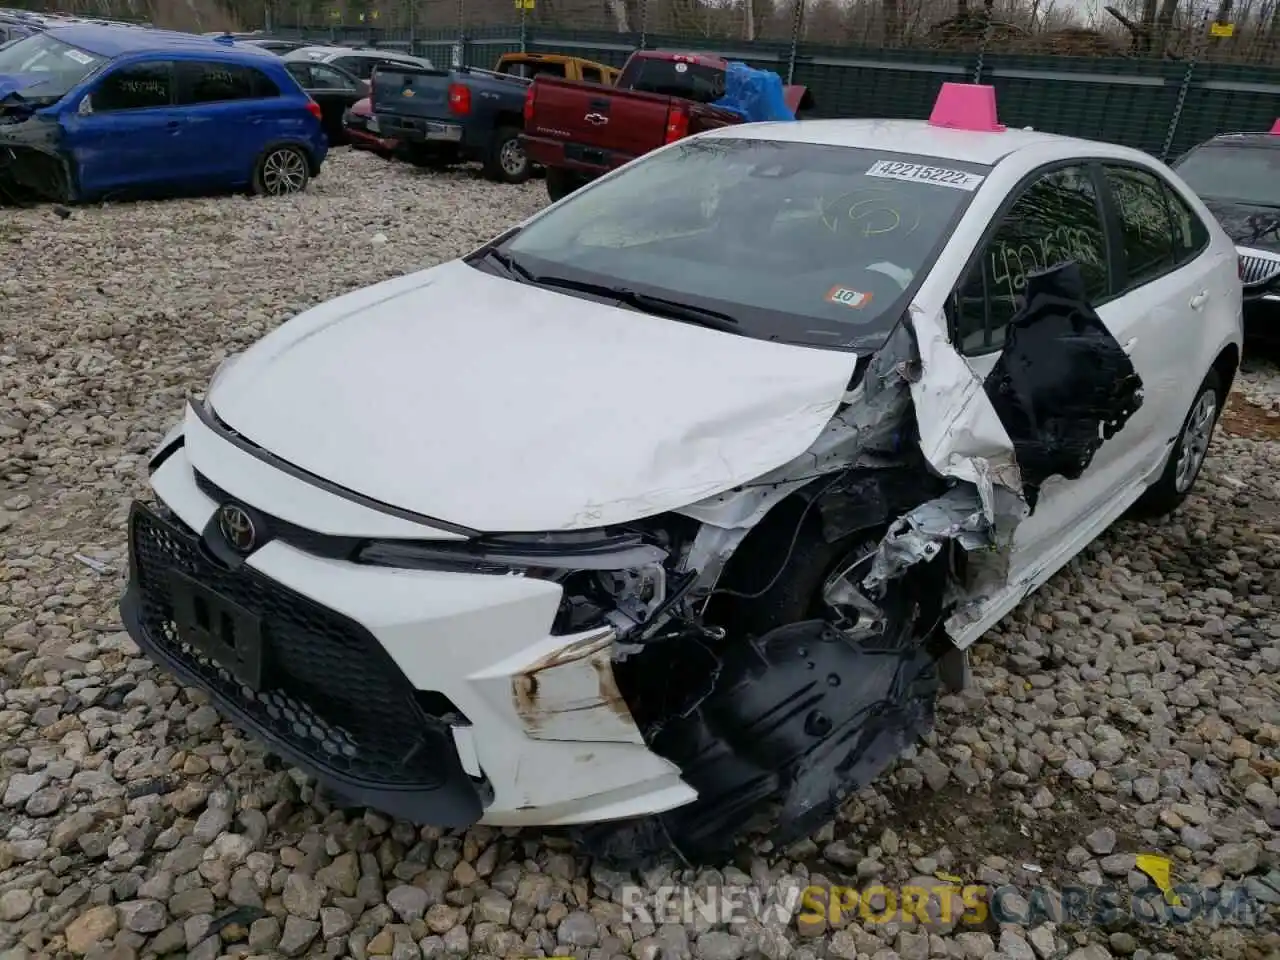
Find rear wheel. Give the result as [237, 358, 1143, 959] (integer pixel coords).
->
[1132, 368, 1223, 518]
[545, 167, 586, 203]
[252, 145, 310, 197]
[483, 126, 530, 184]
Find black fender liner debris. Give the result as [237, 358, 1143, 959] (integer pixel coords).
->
[0, 111, 77, 205]
[589, 554, 948, 866]
[982, 261, 1144, 511]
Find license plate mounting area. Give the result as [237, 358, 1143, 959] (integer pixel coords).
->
[167, 569, 265, 690]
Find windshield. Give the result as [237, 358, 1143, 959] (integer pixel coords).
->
[1174, 144, 1280, 207]
[0, 32, 103, 100]
[500, 137, 989, 350]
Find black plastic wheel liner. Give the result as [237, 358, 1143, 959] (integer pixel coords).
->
[587, 587, 943, 867]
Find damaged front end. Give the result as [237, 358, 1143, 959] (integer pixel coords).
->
[509, 261, 1145, 865]
[0, 98, 74, 205]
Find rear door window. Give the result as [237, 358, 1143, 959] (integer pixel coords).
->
[1164, 186, 1212, 264]
[621, 57, 725, 103]
[310, 63, 359, 91]
[177, 60, 278, 104]
[285, 61, 312, 87]
[94, 60, 174, 111]
[332, 56, 375, 79]
[581, 66, 603, 83]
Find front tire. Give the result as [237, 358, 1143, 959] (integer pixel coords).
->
[1132, 368, 1223, 518]
[483, 126, 530, 184]
[252, 145, 311, 197]
[545, 167, 585, 203]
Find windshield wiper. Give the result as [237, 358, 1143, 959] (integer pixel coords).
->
[480, 247, 536, 282]
[529, 275, 741, 333]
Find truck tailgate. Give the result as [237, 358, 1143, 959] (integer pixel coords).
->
[372, 65, 452, 119]
[527, 77, 673, 157]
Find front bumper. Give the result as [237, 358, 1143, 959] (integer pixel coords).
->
[121, 501, 484, 825]
[121, 424, 695, 827]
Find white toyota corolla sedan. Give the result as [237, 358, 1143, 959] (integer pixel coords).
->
[123, 85, 1243, 862]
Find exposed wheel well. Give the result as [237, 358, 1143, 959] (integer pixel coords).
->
[1212, 343, 1240, 398]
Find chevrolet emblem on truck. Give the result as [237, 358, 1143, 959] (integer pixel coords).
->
[585, 112, 608, 125]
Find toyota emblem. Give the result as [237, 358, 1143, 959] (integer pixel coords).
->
[217, 503, 257, 554]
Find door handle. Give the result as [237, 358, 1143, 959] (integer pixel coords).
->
[165, 120, 182, 129]
[1189, 291, 1209, 310]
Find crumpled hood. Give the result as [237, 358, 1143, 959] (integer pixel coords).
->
[1203, 197, 1280, 254]
[207, 259, 859, 532]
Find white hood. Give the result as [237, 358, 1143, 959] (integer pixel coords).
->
[207, 259, 859, 532]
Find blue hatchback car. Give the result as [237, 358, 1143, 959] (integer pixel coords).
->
[0, 24, 328, 203]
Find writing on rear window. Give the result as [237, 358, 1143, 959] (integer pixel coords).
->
[865, 160, 985, 191]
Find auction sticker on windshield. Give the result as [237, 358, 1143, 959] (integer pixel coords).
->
[826, 286, 873, 309]
[865, 160, 985, 191]
[64, 49, 96, 65]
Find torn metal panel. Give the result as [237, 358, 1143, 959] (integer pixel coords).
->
[510, 626, 646, 745]
[676, 333, 926, 593]
[866, 262, 1145, 635]
[0, 110, 74, 205]
[864, 485, 998, 591]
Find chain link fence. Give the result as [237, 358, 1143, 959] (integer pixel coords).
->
[16, 0, 1280, 159]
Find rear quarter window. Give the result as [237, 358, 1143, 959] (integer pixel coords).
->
[1164, 184, 1211, 263]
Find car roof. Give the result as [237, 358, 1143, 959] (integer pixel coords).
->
[289, 45, 423, 60]
[703, 118, 1151, 167]
[46, 23, 279, 60]
[1193, 132, 1280, 149]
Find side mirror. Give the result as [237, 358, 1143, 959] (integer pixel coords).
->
[76, 95, 93, 116]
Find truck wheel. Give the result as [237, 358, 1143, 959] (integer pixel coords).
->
[545, 168, 584, 203]
[483, 126, 531, 184]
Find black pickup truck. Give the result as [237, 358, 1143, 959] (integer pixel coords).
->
[371, 64, 533, 183]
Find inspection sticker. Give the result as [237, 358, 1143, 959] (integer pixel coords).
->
[865, 159, 985, 191]
[826, 286, 873, 309]
[64, 49, 96, 65]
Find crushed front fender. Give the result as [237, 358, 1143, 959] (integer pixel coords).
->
[0, 111, 75, 205]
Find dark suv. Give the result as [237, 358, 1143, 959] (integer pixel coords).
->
[1172, 131, 1280, 311]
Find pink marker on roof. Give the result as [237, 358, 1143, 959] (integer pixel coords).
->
[928, 82, 1006, 133]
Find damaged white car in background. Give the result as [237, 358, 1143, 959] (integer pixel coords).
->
[121, 85, 1244, 864]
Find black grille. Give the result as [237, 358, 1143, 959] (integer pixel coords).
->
[130, 504, 453, 788]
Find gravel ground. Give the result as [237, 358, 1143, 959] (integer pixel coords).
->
[1, 148, 1278, 960]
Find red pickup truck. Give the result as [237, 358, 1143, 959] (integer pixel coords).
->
[520, 50, 814, 202]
